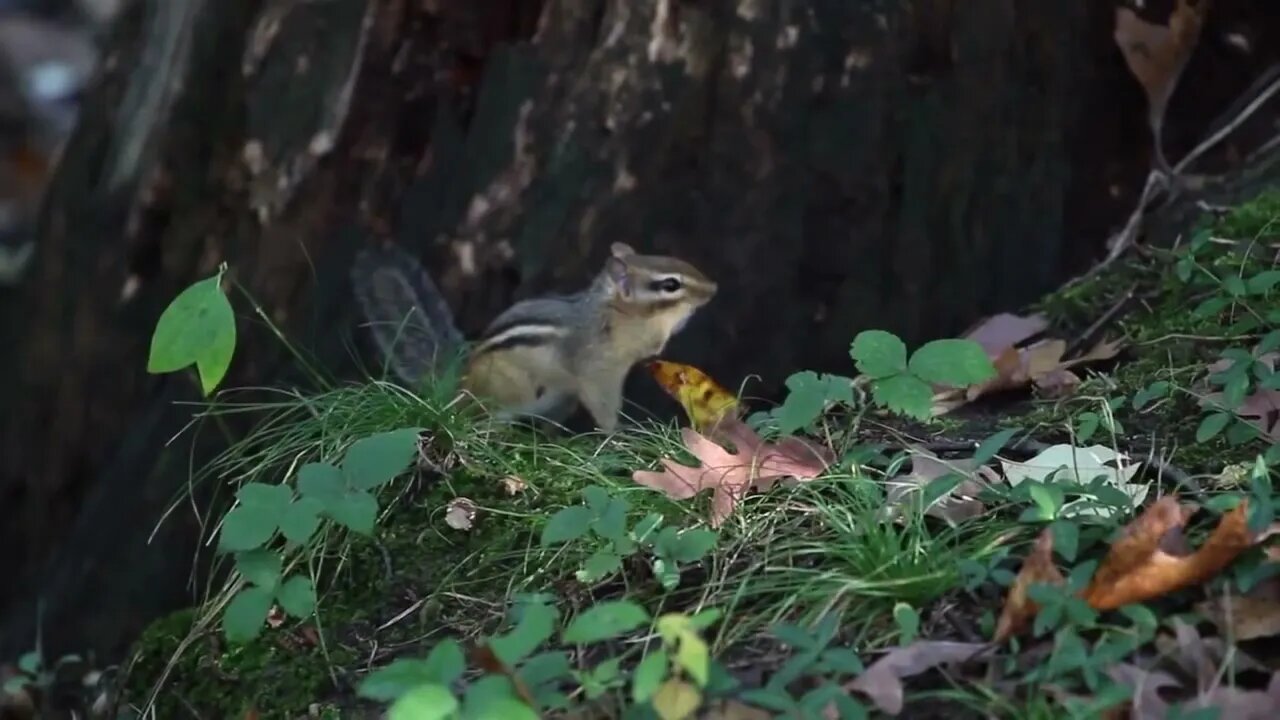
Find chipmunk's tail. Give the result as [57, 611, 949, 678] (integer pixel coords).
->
[351, 244, 465, 386]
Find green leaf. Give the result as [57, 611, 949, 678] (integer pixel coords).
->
[1051, 520, 1080, 562]
[1029, 483, 1063, 520]
[582, 485, 612, 514]
[343, 428, 421, 491]
[870, 374, 933, 420]
[277, 576, 316, 618]
[632, 648, 668, 703]
[563, 601, 650, 644]
[219, 504, 278, 552]
[235, 549, 282, 591]
[773, 371, 855, 433]
[279, 497, 324, 546]
[908, 339, 996, 387]
[1196, 412, 1231, 443]
[1249, 270, 1280, 295]
[16, 651, 39, 675]
[1075, 412, 1100, 443]
[1223, 274, 1247, 297]
[297, 463, 344, 501]
[576, 549, 623, 583]
[358, 641, 466, 702]
[972, 428, 1018, 465]
[922, 473, 963, 510]
[387, 684, 458, 720]
[541, 506, 593, 546]
[893, 603, 919, 644]
[669, 529, 717, 563]
[237, 482, 293, 512]
[327, 490, 378, 535]
[590, 497, 631, 543]
[224, 586, 274, 643]
[147, 272, 237, 396]
[632, 512, 663, 542]
[851, 330, 908, 378]
[490, 601, 558, 667]
[1132, 381, 1170, 410]
[469, 697, 539, 720]
[1192, 296, 1229, 319]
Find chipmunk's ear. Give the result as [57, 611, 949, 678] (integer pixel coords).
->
[610, 242, 636, 259]
[604, 255, 632, 298]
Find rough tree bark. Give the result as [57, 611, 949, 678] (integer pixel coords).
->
[1, 0, 1277, 660]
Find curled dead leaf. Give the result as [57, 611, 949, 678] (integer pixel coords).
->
[994, 529, 1066, 642]
[647, 359, 741, 432]
[883, 451, 1001, 524]
[445, 497, 477, 530]
[500, 475, 528, 495]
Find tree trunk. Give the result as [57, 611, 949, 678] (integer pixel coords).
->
[2, 0, 1278, 660]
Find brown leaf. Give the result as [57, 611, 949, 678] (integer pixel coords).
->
[1082, 498, 1252, 610]
[1114, 0, 1211, 167]
[445, 497, 477, 530]
[883, 451, 1001, 524]
[960, 312, 1049, 354]
[1202, 388, 1280, 441]
[1196, 576, 1280, 641]
[1106, 663, 1180, 720]
[994, 528, 1066, 642]
[842, 641, 988, 715]
[500, 475, 528, 494]
[633, 417, 833, 527]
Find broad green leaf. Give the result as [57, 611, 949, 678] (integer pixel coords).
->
[576, 549, 623, 583]
[657, 614, 709, 686]
[851, 330, 908, 378]
[541, 505, 593, 546]
[277, 576, 316, 618]
[279, 497, 324, 546]
[224, 586, 274, 643]
[358, 643, 466, 701]
[591, 496, 631, 542]
[908, 339, 996, 387]
[147, 273, 237, 396]
[632, 512, 664, 541]
[388, 684, 458, 720]
[343, 428, 421, 491]
[1250, 270, 1280, 295]
[219, 504, 278, 552]
[297, 462, 344, 501]
[16, 651, 39, 674]
[870, 374, 933, 420]
[327, 490, 378, 535]
[235, 548, 282, 590]
[1075, 412, 1100, 443]
[633, 648, 668, 703]
[470, 697, 539, 720]
[773, 371, 855, 434]
[517, 650, 573, 687]
[669, 529, 717, 563]
[582, 485, 612, 514]
[1051, 520, 1080, 562]
[1132, 381, 1170, 410]
[490, 601, 558, 667]
[237, 482, 293, 511]
[1196, 412, 1231, 443]
[563, 601, 651, 644]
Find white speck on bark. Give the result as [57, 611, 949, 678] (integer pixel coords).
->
[736, 0, 765, 22]
[730, 36, 753, 79]
[648, 0, 680, 64]
[777, 25, 799, 49]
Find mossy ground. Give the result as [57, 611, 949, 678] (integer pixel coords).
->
[113, 188, 1280, 719]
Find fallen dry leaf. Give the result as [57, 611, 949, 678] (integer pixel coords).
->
[1114, 0, 1211, 170]
[632, 416, 833, 527]
[500, 475, 528, 494]
[883, 451, 1001, 524]
[1196, 576, 1280, 641]
[840, 640, 988, 716]
[652, 678, 702, 720]
[647, 359, 741, 432]
[1082, 497, 1251, 610]
[994, 529, 1067, 642]
[1202, 388, 1280, 442]
[1106, 662, 1181, 719]
[445, 497, 477, 530]
[932, 312, 1122, 414]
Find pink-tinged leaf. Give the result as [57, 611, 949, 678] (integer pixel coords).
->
[841, 641, 987, 715]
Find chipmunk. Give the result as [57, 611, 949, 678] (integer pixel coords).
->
[351, 241, 718, 431]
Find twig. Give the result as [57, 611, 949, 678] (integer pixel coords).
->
[1173, 64, 1280, 175]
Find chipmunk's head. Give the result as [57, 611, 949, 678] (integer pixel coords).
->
[601, 242, 718, 345]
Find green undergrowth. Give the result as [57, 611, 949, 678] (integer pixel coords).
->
[94, 186, 1280, 720]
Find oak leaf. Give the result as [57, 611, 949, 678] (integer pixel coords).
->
[632, 417, 833, 527]
[647, 359, 741, 432]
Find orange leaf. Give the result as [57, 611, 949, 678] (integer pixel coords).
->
[647, 360, 741, 432]
[994, 528, 1066, 642]
[1082, 498, 1252, 610]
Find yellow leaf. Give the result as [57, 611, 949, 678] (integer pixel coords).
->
[652, 679, 702, 720]
[656, 613, 709, 686]
[646, 360, 740, 431]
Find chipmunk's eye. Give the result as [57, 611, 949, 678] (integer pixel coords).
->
[650, 277, 683, 293]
